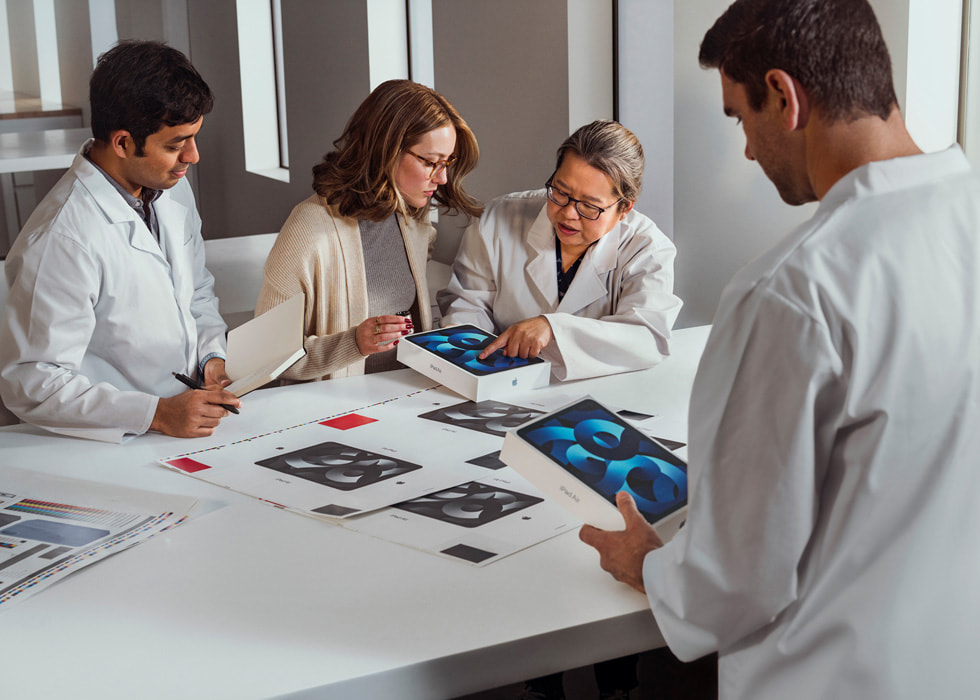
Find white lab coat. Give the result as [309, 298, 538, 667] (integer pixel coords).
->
[643, 147, 980, 699]
[437, 190, 681, 380]
[0, 141, 226, 443]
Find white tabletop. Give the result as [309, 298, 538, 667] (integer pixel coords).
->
[0, 127, 88, 173]
[0, 325, 709, 700]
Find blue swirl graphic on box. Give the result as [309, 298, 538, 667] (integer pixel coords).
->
[411, 326, 532, 374]
[521, 401, 687, 520]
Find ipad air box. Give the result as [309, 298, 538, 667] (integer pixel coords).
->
[397, 324, 551, 402]
[499, 396, 688, 539]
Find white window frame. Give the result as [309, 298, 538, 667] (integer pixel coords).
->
[962, 0, 980, 165]
[236, 0, 289, 182]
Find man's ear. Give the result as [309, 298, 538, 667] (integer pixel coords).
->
[765, 69, 809, 131]
[618, 200, 635, 220]
[108, 130, 134, 158]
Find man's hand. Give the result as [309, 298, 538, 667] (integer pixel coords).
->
[579, 491, 665, 593]
[479, 316, 554, 359]
[202, 357, 231, 388]
[150, 387, 240, 438]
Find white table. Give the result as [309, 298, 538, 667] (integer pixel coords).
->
[0, 326, 709, 700]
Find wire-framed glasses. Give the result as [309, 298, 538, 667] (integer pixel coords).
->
[545, 179, 621, 220]
[407, 151, 457, 179]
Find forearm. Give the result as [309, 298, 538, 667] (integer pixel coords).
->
[438, 305, 497, 332]
[280, 329, 364, 380]
[0, 246, 158, 441]
[189, 213, 228, 361]
[437, 218, 499, 331]
[0, 364, 157, 442]
[545, 314, 670, 381]
[436, 271, 498, 331]
[640, 293, 835, 660]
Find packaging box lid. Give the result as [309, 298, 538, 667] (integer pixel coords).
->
[397, 324, 551, 402]
[499, 396, 688, 539]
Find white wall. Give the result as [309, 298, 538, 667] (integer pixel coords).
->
[567, 0, 613, 132]
[965, 0, 980, 167]
[618, 0, 674, 238]
[903, 0, 963, 152]
[429, 0, 575, 263]
[6, 1, 41, 97]
[0, 0, 12, 90]
[671, 0, 964, 328]
[672, 0, 815, 328]
[3, 0, 969, 323]
[366, 0, 408, 89]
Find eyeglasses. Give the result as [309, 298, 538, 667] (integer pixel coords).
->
[407, 151, 457, 179]
[545, 180, 621, 221]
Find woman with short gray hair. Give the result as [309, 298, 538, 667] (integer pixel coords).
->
[438, 120, 682, 382]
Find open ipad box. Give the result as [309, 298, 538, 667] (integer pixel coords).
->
[499, 396, 688, 541]
[397, 324, 552, 402]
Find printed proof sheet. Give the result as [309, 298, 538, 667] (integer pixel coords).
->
[0, 467, 197, 611]
[158, 384, 673, 565]
[343, 468, 579, 566]
[159, 389, 545, 520]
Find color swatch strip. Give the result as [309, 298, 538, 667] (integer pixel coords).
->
[6, 499, 134, 528]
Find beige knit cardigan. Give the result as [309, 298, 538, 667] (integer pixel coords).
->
[255, 194, 435, 381]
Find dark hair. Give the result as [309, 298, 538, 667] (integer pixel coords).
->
[699, 0, 897, 122]
[90, 40, 214, 155]
[312, 79, 482, 223]
[554, 120, 643, 213]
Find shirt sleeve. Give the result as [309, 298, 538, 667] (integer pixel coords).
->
[642, 286, 843, 660]
[187, 203, 227, 366]
[255, 221, 362, 380]
[544, 229, 682, 381]
[0, 232, 158, 442]
[436, 217, 499, 332]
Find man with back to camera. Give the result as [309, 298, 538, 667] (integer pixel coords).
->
[579, 0, 980, 698]
[0, 40, 240, 442]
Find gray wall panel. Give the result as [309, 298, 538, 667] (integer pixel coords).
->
[281, 0, 372, 197]
[430, 0, 571, 262]
[187, 0, 373, 239]
[618, 0, 673, 239]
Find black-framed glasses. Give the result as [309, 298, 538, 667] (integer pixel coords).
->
[545, 179, 621, 221]
[407, 151, 457, 179]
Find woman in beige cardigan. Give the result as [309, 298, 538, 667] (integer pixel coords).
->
[256, 80, 482, 380]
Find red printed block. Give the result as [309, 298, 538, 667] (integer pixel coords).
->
[320, 414, 378, 430]
[167, 457, 211, 473]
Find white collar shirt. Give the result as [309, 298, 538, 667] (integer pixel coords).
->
[643, 146, 980, 699]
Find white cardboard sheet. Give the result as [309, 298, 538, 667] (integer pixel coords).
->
[159, 387, 545, 522]
[340, 467, 579, 566]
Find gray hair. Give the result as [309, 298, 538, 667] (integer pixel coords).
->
[555, 120, 644, 212]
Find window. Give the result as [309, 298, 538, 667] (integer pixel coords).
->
[236, 0, 289, 181]
[367, 0, 409, 89]
[962, 0, 979, 166]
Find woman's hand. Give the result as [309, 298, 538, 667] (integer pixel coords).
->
[479, 316, 554, 359]
[355, 314, 413, 356]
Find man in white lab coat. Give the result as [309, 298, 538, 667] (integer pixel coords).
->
[580, 0, 980, 698]
[0, 40, 240, 442]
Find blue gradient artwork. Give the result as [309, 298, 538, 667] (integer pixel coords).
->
[518, 399, 687, 521]
[405, 325, 544, 375]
